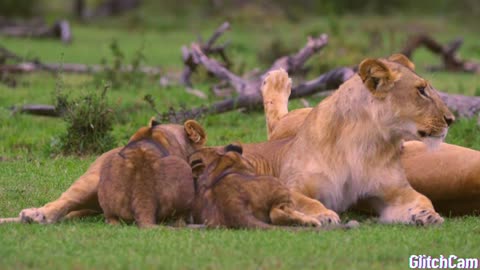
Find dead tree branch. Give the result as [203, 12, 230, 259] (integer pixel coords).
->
[402, 34, 480, 73]
[163, 33, 349, 122]
[181, 22, 232, 87]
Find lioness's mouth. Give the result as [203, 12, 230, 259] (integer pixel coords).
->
[418, 130, 428, 138]
[418, 130, 446, 139]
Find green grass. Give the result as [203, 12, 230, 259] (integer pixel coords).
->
[1, 13, 480, 270]
[0, 218, 479, 270]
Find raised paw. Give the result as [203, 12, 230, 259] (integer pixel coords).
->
[19, 208, 48, 224]
[315, 209, 341, 226]
[261, 69, 292, 97]
[409, 208, 444, 226]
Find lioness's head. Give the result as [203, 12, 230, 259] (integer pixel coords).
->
[128, 118, 207, 156]
[188, 144, 254, 188]
[358, 54, 454, 148]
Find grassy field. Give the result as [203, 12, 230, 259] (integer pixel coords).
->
[1, 12, 480, 269]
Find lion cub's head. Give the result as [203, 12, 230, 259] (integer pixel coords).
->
[188, 144, 255, 188]
[128, 118, 207, 157]
[358, 54, 454, 148]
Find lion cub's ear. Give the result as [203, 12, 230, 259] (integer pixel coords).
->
[224, 143, 243, 155]
[189, 152, 206, 179]
[128, 127, 152, 143]
[359, 58, 399, 99]
[184, 120, 207, 146]
[388, 53, 415, 71]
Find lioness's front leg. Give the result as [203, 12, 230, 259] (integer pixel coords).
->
[290, 191, 340, 225]
[19, 148, 120, 224]
[378, 185, 443, 225]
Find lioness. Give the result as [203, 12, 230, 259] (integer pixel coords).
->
[7, 55, 480, 225]
[249, 53, 455, 225]
[261, 54, 480, 216]
[98, 123, 195, 228]
[190, 144, 321, 229]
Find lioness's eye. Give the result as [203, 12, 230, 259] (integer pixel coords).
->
[417, 86, 427, 97]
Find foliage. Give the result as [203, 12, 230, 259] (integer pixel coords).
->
[54, 85, 115, 156]
[96, 39, 147, 89]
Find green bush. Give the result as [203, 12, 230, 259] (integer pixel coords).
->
[55, 86, 116, 156]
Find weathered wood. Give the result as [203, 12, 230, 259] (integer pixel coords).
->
[13, 104, 60, 117]
[180, 22, 231, 87]
[0, 20, 72, 44]
[188, 34, 329, 98]
[438, 92, 480, 118]
[402, 34, 480, 73]
[0, 62, 162, 75]
[0, 45, 162, 75]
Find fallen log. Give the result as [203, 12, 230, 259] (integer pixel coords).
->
[0, 19, 72, 44]
[12, 104, 60, 117]
[438, 92, 480, 118]
[0, 45, 162, 76]
[0, 62, 162, 75]
[162, 32, 331, 122]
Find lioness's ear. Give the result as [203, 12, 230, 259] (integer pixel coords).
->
[388, 53, 415, 71]
[224, 143, 243, 155]
[359, 58, 398, 98]
[184, 120, 207, 146]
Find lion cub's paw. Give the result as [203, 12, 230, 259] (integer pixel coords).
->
[315, 209, 341, 226]
[261, 69, 292, 96]
[409, 208, 444, 226]
[19, 208, 48, 224]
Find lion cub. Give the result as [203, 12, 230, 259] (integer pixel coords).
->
[98, 119, 205, 228]
[189, 144, 321, 229]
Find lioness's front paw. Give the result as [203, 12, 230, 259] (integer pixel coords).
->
[19, 208, 48, 224]
[315, 210, 340, 226]
[409, 208, 443, 226]
[299, 216, 322, 227]
[261, 69, 292, 96]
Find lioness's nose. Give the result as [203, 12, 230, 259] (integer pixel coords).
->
[444, 115, 455, 126]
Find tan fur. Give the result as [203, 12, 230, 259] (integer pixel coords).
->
[98, 138, 194, 228]
[16, 120, 206, 224]
[254, 54, 455, 225]
[11, 56, 479, 226]
[189, 145, 321, 229]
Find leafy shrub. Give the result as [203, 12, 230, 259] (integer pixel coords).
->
[54, 85, 116, 156]
[96, 40, 147, 89]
